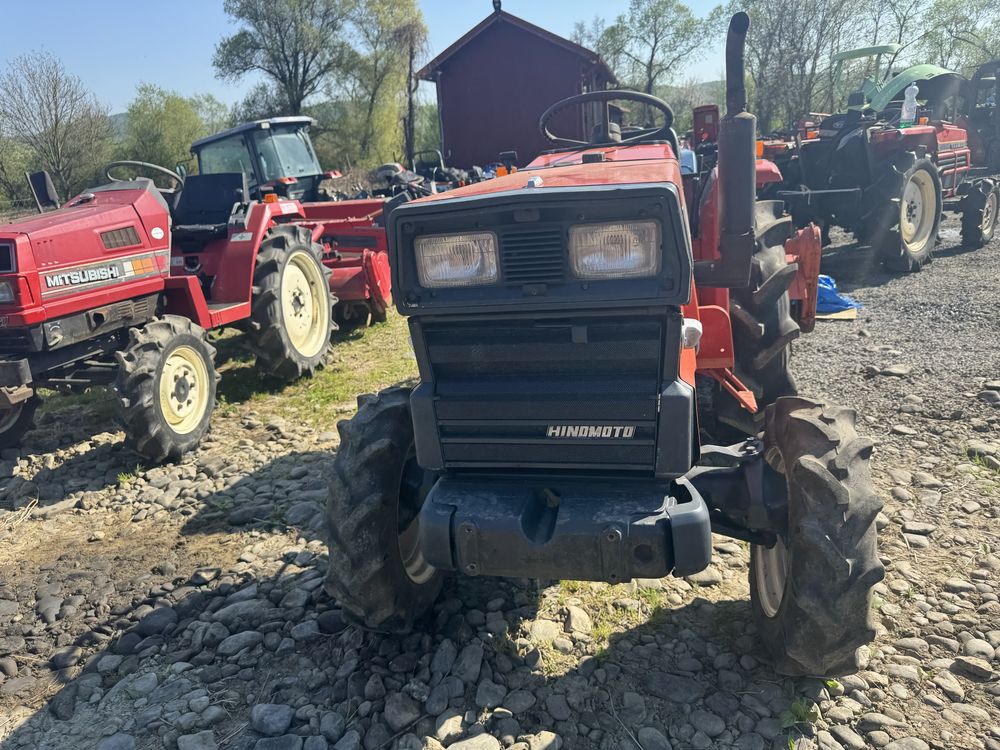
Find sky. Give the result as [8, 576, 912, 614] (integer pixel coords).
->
[1, 0, 725, 114]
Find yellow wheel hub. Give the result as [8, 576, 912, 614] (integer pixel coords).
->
[900, 170, 936, 254]
[159, 345, 210, 435]
[281, 250, 327, 358]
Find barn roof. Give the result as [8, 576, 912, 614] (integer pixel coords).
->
[416, 8, 615, 84]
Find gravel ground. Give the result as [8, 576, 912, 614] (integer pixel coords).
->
[0, 217, 998, 750]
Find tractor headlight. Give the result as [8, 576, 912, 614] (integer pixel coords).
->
[0, 281, 14, 304]
[568, 220, 661, 280]
[415, 231, 498, 288]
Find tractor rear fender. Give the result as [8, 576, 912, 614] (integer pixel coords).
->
[208, 199, 308, 304]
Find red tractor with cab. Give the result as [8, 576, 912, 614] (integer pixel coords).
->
[191, 117, 394, 329]
[0, 147, 390, 459]
[324, 14, 883, 677]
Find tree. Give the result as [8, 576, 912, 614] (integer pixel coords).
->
[122, 85, 207, 172]
[400, 18, 429, 165]
[190, 93, 233, 135]
[595, 0, 702, 97]
[917, 0, 1000, 72]
[214, 0, 355, 116]
[0, 51, 112, 198]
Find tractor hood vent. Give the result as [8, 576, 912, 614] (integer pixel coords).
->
[101, 226, 141, 250]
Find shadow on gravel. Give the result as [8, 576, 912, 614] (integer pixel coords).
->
[1, 489, 821, 750]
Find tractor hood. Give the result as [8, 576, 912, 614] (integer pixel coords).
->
[413, 146, 682, 204]
[869, 65, 964, 112]
[0, 181, 171, 264]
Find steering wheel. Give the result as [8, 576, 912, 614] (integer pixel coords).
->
[539, 90, 675, 147]
[105, 160, 184, 187]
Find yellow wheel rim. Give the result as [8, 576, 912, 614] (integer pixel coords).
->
[984, 191, 998, 234]
[159, 345, 210, 435]
[900, 170, 936, 254]
[281, 250, 327, 358]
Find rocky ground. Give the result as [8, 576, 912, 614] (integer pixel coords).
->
[1, 219, 999, 750]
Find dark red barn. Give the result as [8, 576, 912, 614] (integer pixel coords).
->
[418, 3, 615, 169]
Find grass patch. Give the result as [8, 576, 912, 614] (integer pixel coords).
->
[216, 313, 416, 425]
[37, 388, 115, 419]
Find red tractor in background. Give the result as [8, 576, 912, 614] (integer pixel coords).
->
[773, 68, 998, 270]
[190, 117, 394, 329]
[324, 14, 882, 677]
[0, 135, 394, 459]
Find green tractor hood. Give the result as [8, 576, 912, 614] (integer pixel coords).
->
[869, 64, 964, 112]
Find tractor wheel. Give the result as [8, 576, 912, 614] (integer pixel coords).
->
[324, 387, 443, 633]
[250, 225, 335, 381]
[875, 157, 942, 272]
[115, 316, 218, 463]
[961, 180, 998, 248]
[0, 396, 39, 450]
[751, 397, 884, 676]
[720, 201, 800, 437]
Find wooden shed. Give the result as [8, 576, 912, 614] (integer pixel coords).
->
[417, 2, 615, 169]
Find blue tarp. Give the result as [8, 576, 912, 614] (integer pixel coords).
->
[816, 275, 862, 314]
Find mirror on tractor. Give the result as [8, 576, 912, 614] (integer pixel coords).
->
[25, 171, 61, 213]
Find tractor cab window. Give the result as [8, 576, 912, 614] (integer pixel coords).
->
[251, 127, 321, 182]
[197, 136, 258, 189]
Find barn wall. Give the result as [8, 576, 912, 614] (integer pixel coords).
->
[434, 22, 603, 169]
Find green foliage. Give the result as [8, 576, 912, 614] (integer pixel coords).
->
[214, 0, 356, 116]
[779, 698, 821, 729]
[121, 85, 208, 175]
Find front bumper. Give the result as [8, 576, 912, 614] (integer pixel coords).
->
[418, 475, 712, 582]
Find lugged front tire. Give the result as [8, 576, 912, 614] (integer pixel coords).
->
[115, 316, 218, 463]
[251, 225, 335, 381]
[0, 396, 39, 450]
[751, 396, 884, 676]
[961, 179, 998, 248]
[718, 201, 800, 436]
[874, 157, 941, 272]
[324, 387, 443, 633]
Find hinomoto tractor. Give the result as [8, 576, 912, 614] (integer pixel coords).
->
[325, 14, 884, 676]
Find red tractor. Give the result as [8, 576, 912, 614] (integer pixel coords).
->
[190, 117, 393, 329]
[776, 68, 999, 270]
[324, 14, 883, 677]
[0, 153, 389, 460]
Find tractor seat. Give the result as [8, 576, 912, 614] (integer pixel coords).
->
[172, 172, 249, 242]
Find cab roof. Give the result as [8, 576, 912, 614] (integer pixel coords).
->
[190, 116, 316, 152]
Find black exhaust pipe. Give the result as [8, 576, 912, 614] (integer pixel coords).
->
[725, 12, 750, 115]
[698, 11, 756, 288]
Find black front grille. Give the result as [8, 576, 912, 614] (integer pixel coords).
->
[424, 316, 664, 472]
[500, 227, 564, 284]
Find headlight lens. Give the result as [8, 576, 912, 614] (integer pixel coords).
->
[0, 281, 14, 304]
[568, 220, 661, 280]
[415, 231, 498, 288]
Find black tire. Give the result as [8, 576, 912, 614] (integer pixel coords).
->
[719, 201, 800, 436]
[961, 179, 998, 248]
[324, 387, 443, 632]
[751, 396, 884, 676]
[250, 225, 335, 380]
[115, 316, 218, 463]
[0, 396, 39, 450]
[874, 157, 942, 272]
